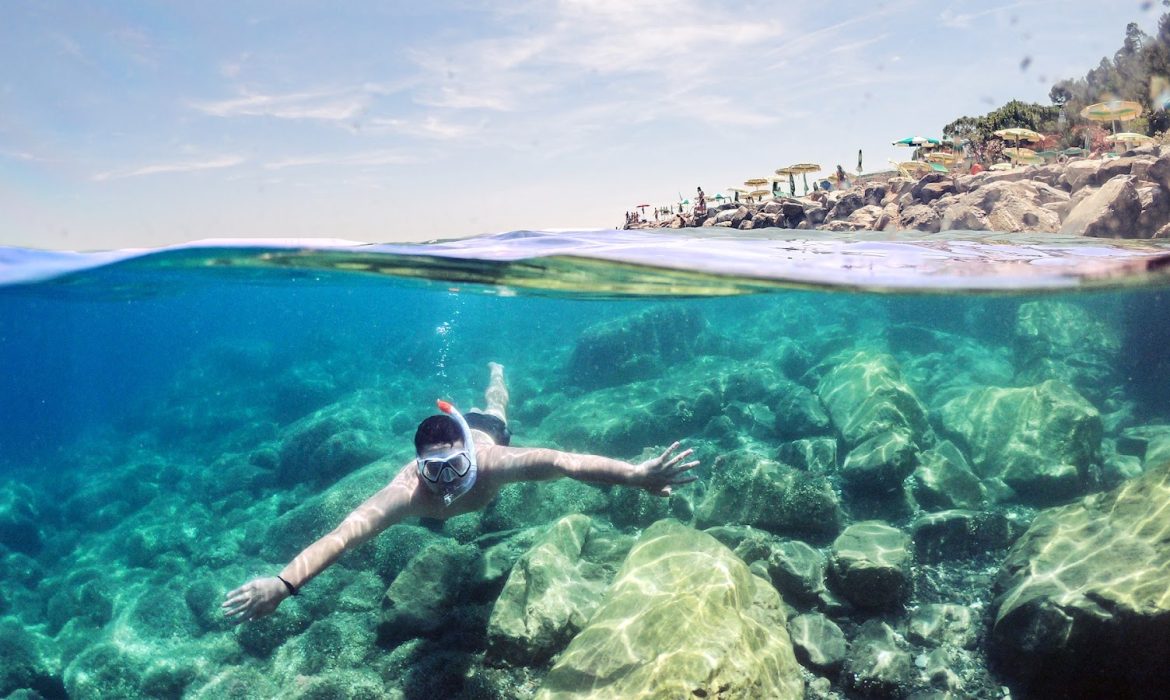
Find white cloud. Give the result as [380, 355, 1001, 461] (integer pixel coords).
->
[263, 150, 417, 170]
[364, 115, 482, 140]
[93, 155, 245, 181]
[192, 89, 369, 122]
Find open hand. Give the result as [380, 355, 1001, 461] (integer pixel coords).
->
[222, 576, 289, 622]
[634, 441, 699, 497]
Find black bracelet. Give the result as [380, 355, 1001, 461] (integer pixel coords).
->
[276, 575, 298, 596]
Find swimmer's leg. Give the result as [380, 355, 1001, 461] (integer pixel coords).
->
[483, 362, 509, 424]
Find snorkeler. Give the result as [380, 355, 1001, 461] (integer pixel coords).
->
[222, 362, 698, 621]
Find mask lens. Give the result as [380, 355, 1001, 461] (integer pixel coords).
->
[419, 452, 471, 482]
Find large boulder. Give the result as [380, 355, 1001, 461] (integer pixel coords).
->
[695, 451, 844, 538]
[938, 381, 1102, 504]
[566, 306, 707, 390]
[536, 519, 804, 700]
[1059, 175, 1143, 237]
[486, 515, 610, 666]
[1014, 300, 1120, 401]
[0, 483, 41, 556]
[815, 350, 929, 449]
[275, 392, 396, 487]
[990, 460, 1170, 698]
[899, 203, 941, 231]
[377, 539, 483, 645]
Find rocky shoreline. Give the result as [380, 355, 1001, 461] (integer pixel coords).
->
[628, 145, 1170, 238]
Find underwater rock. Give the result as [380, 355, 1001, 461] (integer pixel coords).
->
[481, 479, 609, 533]
[990, 459, 1170, 699]
[907, 603, 979, 649]
[536, 519, 804, 700]
[0, 620, 62, 698]
[0, 483, 42, 556]
[1014, 300, 1119, 401]
[777, 437, 838, 473]
[378, 539, 482, 646]
[816, 350, 929, 450]
[938, 380, 1102, 505]
[910, 441, 985, 511]
[63, 642, 146, 700]
[566, 305, 707, 390]
[765, 539, 831, 609]
[771, 380, 832, 440]
[910, 510, 1020, 563]
[788, 613, 848, 675]
[840, 429, 918, 491]
[695, 451, 844, 538]
[829, 521, 912, 610]
[271, 613, 378, 680]
[486, 514, 608, 666]
[841, 620, 914, 698]
[275, 393, 396, 488]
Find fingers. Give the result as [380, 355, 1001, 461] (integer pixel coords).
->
[664, 449, 695, 469]
[658, 441, 681, 460]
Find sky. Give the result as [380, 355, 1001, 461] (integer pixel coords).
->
[0, 0, 1164, 251]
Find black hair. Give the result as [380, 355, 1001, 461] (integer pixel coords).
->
[414, 414, 464, 454]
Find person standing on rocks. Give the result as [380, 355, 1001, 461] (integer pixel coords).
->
[222, 362, 698, 621]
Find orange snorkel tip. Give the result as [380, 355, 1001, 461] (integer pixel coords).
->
[437, 399, 454, 413]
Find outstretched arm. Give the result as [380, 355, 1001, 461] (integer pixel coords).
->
[490, 441, 699, 497]
[222, 471, 416, 621]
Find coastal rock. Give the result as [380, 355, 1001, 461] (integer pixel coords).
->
[1098, 155, 1157, 184]
[863, 183, 888, 206]
[938, 381, 1102, 504]
[940, 202, 990, 230]
[695, 451, 844, 538]
[829, 521, 912, 610]
[841, 620, 914, 697]
[730, 205, 753, 228]
[1060, 159, 1103, 192]
[914, 180, 956, 205]
[990, 460, 1170, 698]
[788, 613, 848, 674]
[536, 519, 804, 700]
[899, 203, 941, 232]
[827, 192, 864, 220]
[1059, 175, 1143, 237]
[486, 515, 608, 666]
[566, 305, 707, 390]
[1147, 151, 1170, 191]
[1136, 184, 1170, 237]
[816, 350, 929, 449]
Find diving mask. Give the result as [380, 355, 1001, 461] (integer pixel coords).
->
[416, 399, 478, 506]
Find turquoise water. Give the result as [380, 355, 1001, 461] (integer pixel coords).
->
[3, 231, 1170, 699]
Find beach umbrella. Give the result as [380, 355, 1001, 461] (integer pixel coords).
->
[749, 189, 772, 200]
[857, 149, 863, 174]
[774, 167, 798, 195]
[988, 162, 1016, 171]
[925, 151, 960, 165]
[744, 177, 771, 190]
[1017, 153, 1045, 166]
[1035, 149, 1061, 160]
[1080, 100, 1143, 133]
[993, 127, 1042, 143]
[1106, 132, 1154, 147]
[784, 163, 821, 195]
[891, 160, 933, 177]
[892, 136, 941, 147]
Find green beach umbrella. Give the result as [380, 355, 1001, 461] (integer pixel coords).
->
[1080, 99, 1143, 133]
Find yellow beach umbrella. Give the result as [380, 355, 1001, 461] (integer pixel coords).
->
[744, 177, 771, 189]
[749, 189, 772, 200]
[1106, 132, 1154, 146]
[1080, 100, 1143, 132]
[926, 151, 960, 165]
[993, 127, 1042, 143]
[781, 163, 821, 195]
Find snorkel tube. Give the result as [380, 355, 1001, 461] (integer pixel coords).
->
[432, 399, 478, 507]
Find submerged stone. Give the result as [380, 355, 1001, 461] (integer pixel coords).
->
[938, 380, 1102, 504]
[910, 441, 985, 511]
[841, 428, 918, 490]
[566, 305, 708, 390]
[765, 539, 830, 609]
[536, 519, 803, 700]
[777, 436, 838, 473]
[990, 460, 1170, 698]
[788, 613, 848, 674]
[695, 451, 843, 538]
[378, 539, 482, 646]
[816, 350, 929, 449]
[907, 603, 978, 649]
[829, 521, 912, 610]
[486, 514, 609, 666]
[911, 509, 1020, 563]
[841, 620, 914, 698]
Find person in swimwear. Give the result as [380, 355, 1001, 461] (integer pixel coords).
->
[222, 362, 698, 621]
